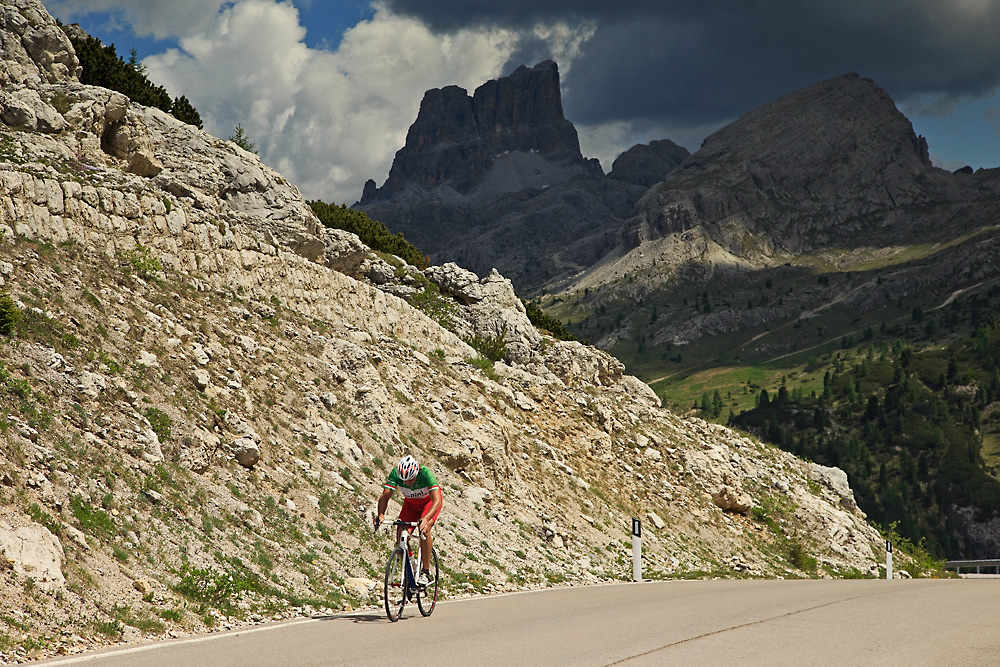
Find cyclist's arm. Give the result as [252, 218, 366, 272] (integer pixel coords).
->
[375, 487, 394, 527]
[419, 487, 443, 533]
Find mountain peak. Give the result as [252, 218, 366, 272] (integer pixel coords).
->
[692, 73, 930, 175]
[361, 60, 598, 203]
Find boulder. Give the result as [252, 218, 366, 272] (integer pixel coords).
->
[541, 340, 624, 387]
[0, 520, 65, 591]
[233, 439, 261, 468]
[0, 1, 80, 87]
[432, 439, 478, 471]
[344, 577, 377, 598]
[77, 370, 106, 399]
[191, 368, 211, 391]
[322, 227, 369, 276]
[712, 485, 754, 515]
[808, 463, 859, 512]
[0, 87, 66, 132]
[462, 486, 493, 505]
[425, 263, 485, 304]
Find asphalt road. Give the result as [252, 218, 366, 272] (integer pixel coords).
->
[39, 579, 1000, 666]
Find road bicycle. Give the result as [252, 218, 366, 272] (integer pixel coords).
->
[377, 519, 439, 621]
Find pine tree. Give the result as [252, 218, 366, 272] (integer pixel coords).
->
[171, 96, 203, 129]
[229, 124, 258, 155]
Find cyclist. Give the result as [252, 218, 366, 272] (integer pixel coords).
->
[375, 455, 443, 587]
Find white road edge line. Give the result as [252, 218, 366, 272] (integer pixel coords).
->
[39, 618, 317, 666]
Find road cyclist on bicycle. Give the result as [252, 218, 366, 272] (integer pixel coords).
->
[374, 455, 443, 588]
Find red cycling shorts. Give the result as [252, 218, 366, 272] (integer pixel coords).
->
[399, 498, 441, 524]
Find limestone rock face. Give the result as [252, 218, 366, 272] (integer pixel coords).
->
[558, 72, 1000, 377]
[808, 463, 860, 513]
[540, 340, 625, 387]
[0, 0, 80, 87]
[625, 74, 945, 254]
[426, 263, 540, 364]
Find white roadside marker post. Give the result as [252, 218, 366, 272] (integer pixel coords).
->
[632, 518, 642, 582]
[886, 540, 893, 580]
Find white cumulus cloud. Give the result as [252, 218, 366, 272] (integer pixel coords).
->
[47, 0, 229, 40]
[140, 1, 534, 203]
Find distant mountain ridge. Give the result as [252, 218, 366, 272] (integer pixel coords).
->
[567, 72, 1000, 349]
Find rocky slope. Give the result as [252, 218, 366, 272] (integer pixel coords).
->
[0, 2, 888, 662]
[357, 61, 688, 292]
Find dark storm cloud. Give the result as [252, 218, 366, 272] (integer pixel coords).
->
[383, 0, 1000, 129]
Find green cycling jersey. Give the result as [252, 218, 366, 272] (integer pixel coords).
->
[384, 465, 440, 502]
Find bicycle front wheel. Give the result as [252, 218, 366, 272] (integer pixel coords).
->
[417, 547, 439, 617]
[384, 548, 407, 621]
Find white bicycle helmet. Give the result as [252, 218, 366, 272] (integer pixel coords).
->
[397, 455, 419, 482]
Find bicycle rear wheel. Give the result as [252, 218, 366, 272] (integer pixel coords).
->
[417, 547, 439, 617]
[384, 548, 407, 621]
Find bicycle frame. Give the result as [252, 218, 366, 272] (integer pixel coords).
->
[394, 520, 422, 588]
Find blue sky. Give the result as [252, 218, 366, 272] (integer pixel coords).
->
[46, 0, 1000, 204]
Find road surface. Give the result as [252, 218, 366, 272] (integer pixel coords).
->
[39, 579, 1000, 666]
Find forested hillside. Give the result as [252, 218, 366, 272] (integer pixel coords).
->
[730, 312, 1000, 557]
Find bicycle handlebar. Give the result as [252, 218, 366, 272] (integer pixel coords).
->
[390, 519, 426, 539]
[373, 518, 426, 539]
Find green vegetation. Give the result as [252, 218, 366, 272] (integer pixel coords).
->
[522, 298, 576, 342]
[121, 244, 163, 279]
[731, 321, 1000, 557]
[308, 200, 428, 269]
[751, 496, 817, 573]
[0, 289, 21, 336]
[70, 494, 117, 539]
[466, 356, 499, 381]
[173, 564, 264, 608]
[68, 36, 203, 128]
[408, 280, 456, 330]
[143, 407, 172, 441]
[228, 124, 257, 155]
[464, 330, 507, 363]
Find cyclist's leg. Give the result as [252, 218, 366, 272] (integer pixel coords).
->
[419, 501, 442, 573]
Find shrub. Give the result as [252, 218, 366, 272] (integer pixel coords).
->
[92, 619, 123, 637]
[308, 200, 428, 269]
[70, 494, 116, 538]
[521, 298, 576, 341]
[173, 564, 264, 607]
[121, 244, 163, 279]
[144, 407, 172, 441]
[785, 539, 817, 572]
[228, 124, 257, 155]
[410, 285, 456, 331]
[0, 290, 21, 336]
[467, 356, 499, 381]
[171, 95, 203, 129]
[464, 330, 507, 363]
